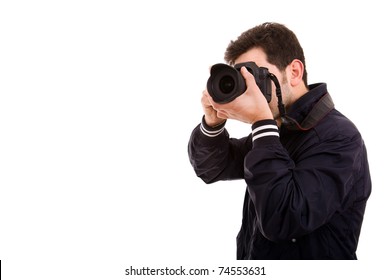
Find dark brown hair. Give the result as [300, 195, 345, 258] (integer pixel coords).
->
[224, 22, 308, 86]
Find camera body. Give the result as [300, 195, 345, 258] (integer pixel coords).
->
[206, 62, 272, 104]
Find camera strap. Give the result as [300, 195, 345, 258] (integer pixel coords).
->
[282, 93, 334, 131]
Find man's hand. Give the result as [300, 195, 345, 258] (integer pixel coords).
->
[201, 89, 226, 127]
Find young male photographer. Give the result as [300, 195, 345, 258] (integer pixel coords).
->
[188, 22, 371, 259]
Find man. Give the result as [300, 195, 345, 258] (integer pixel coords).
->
[188, 22, 371, 259]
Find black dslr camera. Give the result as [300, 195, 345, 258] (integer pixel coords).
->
[206, 62, 272, 104]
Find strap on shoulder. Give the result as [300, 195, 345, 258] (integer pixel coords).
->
[282, 93, 334, 131]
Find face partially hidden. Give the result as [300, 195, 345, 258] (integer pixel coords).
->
[234, 47, 292, 121]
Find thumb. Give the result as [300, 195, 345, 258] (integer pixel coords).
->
[240, 66, 257, 88]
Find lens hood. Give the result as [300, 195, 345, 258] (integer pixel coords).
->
[207, 64, 246, 104]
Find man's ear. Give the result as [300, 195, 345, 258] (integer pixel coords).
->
[288, 59, 305, 87]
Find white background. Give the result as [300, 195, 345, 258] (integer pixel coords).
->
[1, 0, 388, 279]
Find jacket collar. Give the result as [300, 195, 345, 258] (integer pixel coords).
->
[285, 83, 329, 124]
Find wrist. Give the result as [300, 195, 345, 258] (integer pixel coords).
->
[250, 114, 273, 125]
[204, 115, 226, 127]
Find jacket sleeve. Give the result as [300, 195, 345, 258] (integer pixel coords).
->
[188, 116, 252, 183]
[245, 119, 368, 242]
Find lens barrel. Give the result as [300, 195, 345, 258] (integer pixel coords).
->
[207, 64, 246, 104]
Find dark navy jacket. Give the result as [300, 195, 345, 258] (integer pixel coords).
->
[188, 83, 371, 259]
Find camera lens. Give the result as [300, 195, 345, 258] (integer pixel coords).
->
[219, 75, 235, 94]
[207, 63, 246, 104]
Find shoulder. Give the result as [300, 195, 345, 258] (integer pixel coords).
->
[315, 109, 362, 143]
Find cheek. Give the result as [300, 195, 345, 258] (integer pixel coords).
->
[269, 82, 289, 116]
[268, 94, 279, 115]
[280, 83, 291, 104]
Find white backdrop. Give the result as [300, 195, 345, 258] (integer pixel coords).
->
[1, 0, 388, 279]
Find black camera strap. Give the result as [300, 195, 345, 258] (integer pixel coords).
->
[282, 93, 334, 131]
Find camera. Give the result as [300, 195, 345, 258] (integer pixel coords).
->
[206, 62, 272, 104]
